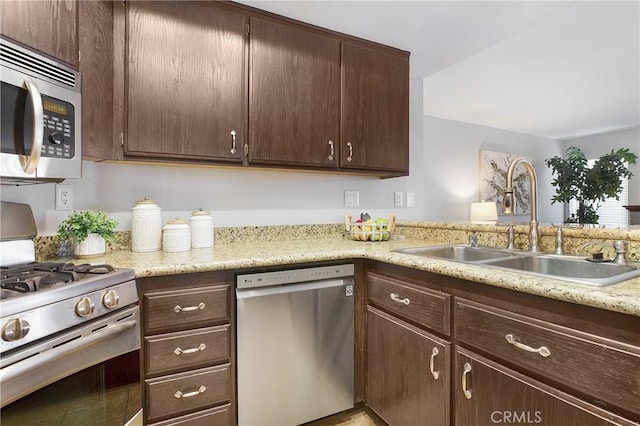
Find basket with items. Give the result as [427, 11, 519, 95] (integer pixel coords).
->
[346, 213, 396, 241]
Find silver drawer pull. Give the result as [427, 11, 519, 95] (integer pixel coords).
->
[174, 343, 207, 355]
[505, 334, 551, 357]
[389, 293, 410, 305]
[174, 385, 206, 399]
[328, 140, 334, 161]
[462, 362, 473, 399]
[173, 303, 206, 313]
[429, 347, 440, 380]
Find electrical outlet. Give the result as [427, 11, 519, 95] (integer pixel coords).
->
[394, 191, 404, 207]
[344, 190, 360, 207]
[55, 184, 73, 211]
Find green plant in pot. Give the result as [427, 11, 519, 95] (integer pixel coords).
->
[56, 211, 118, 258]
[545, 146, 637, 224]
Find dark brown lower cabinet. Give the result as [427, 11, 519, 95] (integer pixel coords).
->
[367, 306, 450, 426]
[455, 348, 637, 426]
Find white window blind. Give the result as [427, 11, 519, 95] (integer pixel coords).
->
[567, 160, 629, 228]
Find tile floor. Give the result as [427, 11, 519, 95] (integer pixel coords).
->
[306, 406, 387, 426]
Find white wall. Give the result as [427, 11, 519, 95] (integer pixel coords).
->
[562, 127, 640, 204]
[0, 79, 425, 236]
[422, 115, 565, 224]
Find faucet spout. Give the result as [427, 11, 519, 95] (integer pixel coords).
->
[504, 158, 540, 253]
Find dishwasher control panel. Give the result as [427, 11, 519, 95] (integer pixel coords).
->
[236, 264, 354, 289]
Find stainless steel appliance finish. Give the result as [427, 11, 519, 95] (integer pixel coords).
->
[0, 203, 142, 424]
[1, 37, 82, 184]
[236, 264, 355, 426]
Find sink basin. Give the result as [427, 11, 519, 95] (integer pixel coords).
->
[392, 244, 640, 286]
[392, 245, 517, 262]
[483, 255, 640, 286]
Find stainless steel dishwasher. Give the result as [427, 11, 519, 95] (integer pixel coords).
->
[236, 264, 355, 426]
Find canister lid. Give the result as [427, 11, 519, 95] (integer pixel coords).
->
[166, 217, 188, 225]
[136, 197, 158, 205]
[191, 208, 211, 217]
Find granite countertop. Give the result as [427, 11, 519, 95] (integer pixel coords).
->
[78, 236, 640, 318]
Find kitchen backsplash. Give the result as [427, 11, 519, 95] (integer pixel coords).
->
[34, 222, 640, 262]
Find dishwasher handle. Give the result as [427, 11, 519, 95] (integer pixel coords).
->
[236, 277, 353, 300]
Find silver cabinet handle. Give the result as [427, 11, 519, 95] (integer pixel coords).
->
[174, 385, 206, 399]
[174, 343, 207, 355]
[429, 347, 440, 380]
[328, 140, 334, 161]
[230, 130, 237, 154]
[22, 78, 44, 174]
[389, 293, 410, 305]
[505, 334, 551, 357]
[346, 142, 353, 162]
[173, 303, 206, 313]
[462, 362, 473, 399]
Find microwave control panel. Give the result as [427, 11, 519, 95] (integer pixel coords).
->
[41, 95, 75, 159]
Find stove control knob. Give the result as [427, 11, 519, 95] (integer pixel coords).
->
[2, 318, 30, 341]
[75, 297, 95, 318]
[102, 290, 120, 309]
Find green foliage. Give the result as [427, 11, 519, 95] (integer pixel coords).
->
[545, 146, 637, 224]
[56, 211, 118, 243]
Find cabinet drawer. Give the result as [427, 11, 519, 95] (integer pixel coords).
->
[148, 404, 231, 426]
[367, 272, 450, 335]
[144, 285, 229, 333]
[145, 364, 231, 423]
[455, 299, 640, 416]
[145, 325, 230, 377]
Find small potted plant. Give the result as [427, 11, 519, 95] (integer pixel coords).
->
[56, 211, 118, 258]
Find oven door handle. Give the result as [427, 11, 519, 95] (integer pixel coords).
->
[0, 319, 137, 383]
[20, 78, 44, 174]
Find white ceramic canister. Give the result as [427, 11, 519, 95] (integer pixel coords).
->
[189, 208, 214, 248]
[162, 218, 191, 253]
[131, 198, 162, 252]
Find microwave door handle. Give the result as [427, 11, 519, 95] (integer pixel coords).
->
[20, 78, 44, 174]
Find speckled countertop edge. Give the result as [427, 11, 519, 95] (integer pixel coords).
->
[75, 237, 640, 318]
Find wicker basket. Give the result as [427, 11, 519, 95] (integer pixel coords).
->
[345, 215, 396, 242]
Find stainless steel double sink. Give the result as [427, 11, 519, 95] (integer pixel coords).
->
[392, 245, 640, 286]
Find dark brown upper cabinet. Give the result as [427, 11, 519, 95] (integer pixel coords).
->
[124, 1, 246, 163]
[341, 42, 410, 174]
[248, 17, 341, 168]
[0, 0, 79, 68]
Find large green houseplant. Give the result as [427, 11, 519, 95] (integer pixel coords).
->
[56, 211, 118, 257]
[545, 146, 637, 224]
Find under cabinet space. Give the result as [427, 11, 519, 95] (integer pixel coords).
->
[367, 272, 451, 335]
[455, 348, 637, 426]
[455, 298, 640, 417]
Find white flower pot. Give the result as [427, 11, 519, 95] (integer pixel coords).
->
[74, 233, 106, 258]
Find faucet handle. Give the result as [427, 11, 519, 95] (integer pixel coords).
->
[506, 225, 515, 250]
[553, 225, 563, 255]
[469, 233, 478, 248]
[612, 240, 628, 265]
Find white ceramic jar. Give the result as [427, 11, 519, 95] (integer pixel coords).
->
[131, 198, 162, 252]
[162, 218, 191, 253]
[189, 208, 214, 248]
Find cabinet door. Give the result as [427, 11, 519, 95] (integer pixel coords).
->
[342, 42, 409, 173]
[455, 348, 637, 426]
[0, 0, 78, 67]
[367, 306, 450, 426]
[125, 1, 245, 162]
[249, 17, 340, 167]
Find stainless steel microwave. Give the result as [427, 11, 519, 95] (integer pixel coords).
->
[1, 37, 81, 185]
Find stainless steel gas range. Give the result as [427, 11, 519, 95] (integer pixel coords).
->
[0, 202, 142, 425]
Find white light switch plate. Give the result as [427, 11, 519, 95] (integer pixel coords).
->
[394, 192, 404, 207]
[406, 192, 415, 207]
[344, 190, 360, 207]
